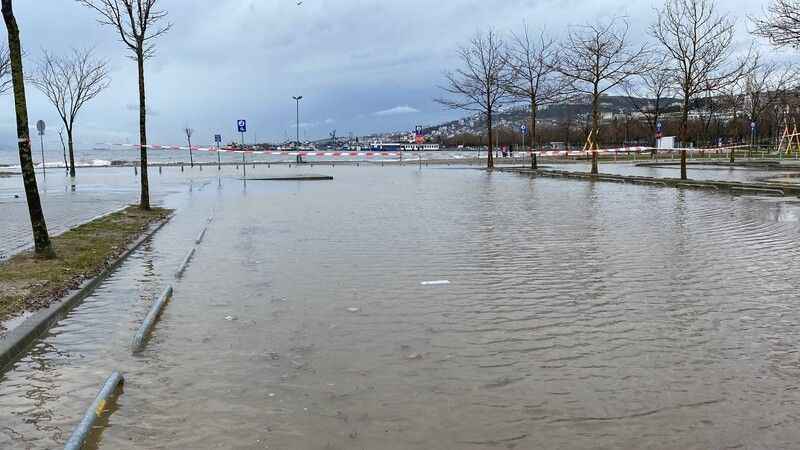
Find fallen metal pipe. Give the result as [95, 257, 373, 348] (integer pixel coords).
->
[195, 227, 207, 245]
[63, 371, 124, 450]
[131, 286, 174, 353]
[174, 247, 196, 279]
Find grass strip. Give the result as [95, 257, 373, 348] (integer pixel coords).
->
[0, 206, 171, 329]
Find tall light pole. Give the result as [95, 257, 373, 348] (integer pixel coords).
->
[292, 95, 303, 147]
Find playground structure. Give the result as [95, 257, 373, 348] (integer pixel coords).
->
[777, 120, 800, 158]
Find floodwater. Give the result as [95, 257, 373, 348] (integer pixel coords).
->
[3, 165, 800, 449]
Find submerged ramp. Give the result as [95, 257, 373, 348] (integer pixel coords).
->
[241, 174, 333, 181]
[502, 167, 800, 196]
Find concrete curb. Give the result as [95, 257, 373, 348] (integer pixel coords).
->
[502, 168, 800, 196]
[63, 371, 124, 450]
[0, 217, 171, 372]
[131, 286, 173, 354]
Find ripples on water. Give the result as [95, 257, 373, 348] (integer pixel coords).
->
[2, 166, 800, 449]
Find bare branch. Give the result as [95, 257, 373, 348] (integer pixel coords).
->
[76, 0, 171, 59]
[556, 17, 651, 145]
[30, 48, 110, 133]
[753, 0, 800, 48]
[0, 45, 10, 94]
[652, 0, 752, 142]
[436, 29, 512, 167]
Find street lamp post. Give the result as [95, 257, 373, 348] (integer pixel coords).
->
[292, 96, 303, 147]
[293, 95, 303, 164]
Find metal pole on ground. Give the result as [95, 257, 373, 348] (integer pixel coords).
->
[131, 286, 174, 353]
[63, 371, 124, 450]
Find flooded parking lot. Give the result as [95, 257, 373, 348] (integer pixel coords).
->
[3, 165, 800, 449]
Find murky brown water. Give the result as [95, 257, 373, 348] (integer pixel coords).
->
[3, 165, 800, 449]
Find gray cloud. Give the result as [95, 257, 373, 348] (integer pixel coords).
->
[0, 0, 785, 150]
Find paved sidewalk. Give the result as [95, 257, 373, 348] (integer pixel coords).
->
[0, 168, 193, 260]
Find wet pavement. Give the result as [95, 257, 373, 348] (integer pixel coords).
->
[3, 165, 800, 449]
[548, 160, 800, 183]
[0, 165, 246, 260]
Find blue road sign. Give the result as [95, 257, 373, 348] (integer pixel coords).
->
[656, 121, 663, 133]
[237, 119, 247, 133]
[214, 134, 222, 143]
[751, 121, 757, 130]
[521, 124, 527, 133]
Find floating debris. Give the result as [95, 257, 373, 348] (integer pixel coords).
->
[225, 315, 237, 321]
[346, 307, 361, 313]
[421, 280, 450, 286]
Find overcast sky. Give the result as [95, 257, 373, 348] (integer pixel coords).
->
[0, 0, 787, 148]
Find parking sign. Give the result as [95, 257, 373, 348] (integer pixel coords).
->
[237, 119, 247, 133]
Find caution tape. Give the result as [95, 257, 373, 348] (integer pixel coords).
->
[101, 143, 757, 159]
[531, 144, 753, 157]
[101, 143, 403, 157]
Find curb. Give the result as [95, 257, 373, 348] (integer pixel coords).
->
[502, 168, 800, 196]
[0, 216, 171, 372]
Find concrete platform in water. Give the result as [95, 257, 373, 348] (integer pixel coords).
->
[240, 174, 333, 181]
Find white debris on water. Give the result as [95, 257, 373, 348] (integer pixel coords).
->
[421, 280, 450, 286]
[346, 307, 361, 313]
[225, 315, 237, 321]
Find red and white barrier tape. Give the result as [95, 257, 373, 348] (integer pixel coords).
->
[100, 143, 404, 157]
[100, 143, 755, 159]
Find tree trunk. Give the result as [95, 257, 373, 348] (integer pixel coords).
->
[591, 89, 599, 175]
[486, 109, 494, 169]
[137, 47, 150, 210]
[530, 99, 537, 169]
[2, 0, 53, 258]
[681, 149, 687, 180]
[680, 94, 690, 145]
[651, 111, 659, 159]
[67, 126, 76, 177]
[530, 99, 537, 148]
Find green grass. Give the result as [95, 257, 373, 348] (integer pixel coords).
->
[0, 206, 171, 327]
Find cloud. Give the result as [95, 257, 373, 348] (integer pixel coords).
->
[373, 105, 420, 116]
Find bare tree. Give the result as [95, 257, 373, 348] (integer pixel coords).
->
[505, 24, 570, 153]
[31, 49, 110, 178]
[557, 17, 650, 174]
[623, 54, 677, 150]
[2, 0, 53, 257]
[753, 0, 800, 47]
[745, 54, 800, 126]
[184, 126, 194, 167]
[78, 0, 171, 210]
[437, 29, 511, 169]
[0, 45, 10, 94]
[652, 0, 751, 146]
